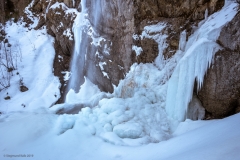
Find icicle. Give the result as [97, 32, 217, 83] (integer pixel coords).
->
[72, 0, 75, 7]
[81, 0, 87, 13]
[45, 0, 52, 20]
[187, 95, 205, 120]
[204, 8, 208, 20]
[92, 0, 102, 27]
[179, 30, 187, 51]
[224, 0, 233, 7]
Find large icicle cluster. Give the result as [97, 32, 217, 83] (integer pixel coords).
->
[165, 1, 239, 124]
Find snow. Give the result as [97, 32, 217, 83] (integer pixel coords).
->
[0, 0, 240, 159]
[141, 22, 167, 36]
[63, 28, 73, 40]
[65, 8, 78, 16]
[0, 20, 60, 113]
[99, 61, 106, 71]
[24, 1, 39, 28]
[65, 77, 103, 104]
[61, 71, 71, 81]
[187, 95, 205, 120]
[113, 122, 143, 139]
[61, 63, 172, 145]
[132, 34, 140, 40]
[102, 71, 109, 79]
[138, 22, 168, 70]
[98, 61, 109, 78]
[50, 2, 68, 10]
[178, 30, 187, 51]
[118, 65, 124, 70]
[0, 111, 240, 160]
[132, 45, 143, 56]
[54, 63, 171, 145]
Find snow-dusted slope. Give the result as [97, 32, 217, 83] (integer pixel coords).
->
[0, 20, 60, 113]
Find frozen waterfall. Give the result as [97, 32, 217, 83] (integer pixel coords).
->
[65, 0, 103, 103]
[54, 0, 240, 145]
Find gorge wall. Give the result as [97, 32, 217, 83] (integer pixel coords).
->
[198, 11, 240, 119]
[0, 0, 32, 23]
[1, 0, 239, 119]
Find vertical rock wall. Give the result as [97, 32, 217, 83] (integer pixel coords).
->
[28, 0, 225, 104]
[0, 0, 32, 23]
[198, 12, 240, 118]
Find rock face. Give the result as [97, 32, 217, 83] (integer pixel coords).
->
[134, 0, 224, 21]
[30, 0, 80, 102]
[218, 12, 240, 52]
[0, 0, 31, 23]
[80, 0, 224, 94]
[78, 0, 136, 93]
[26, 0, 224, 103]
[198, 12, 240, 118]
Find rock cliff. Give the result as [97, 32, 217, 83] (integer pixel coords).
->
[198, 12, 240, 118]
[0, 0, 31, 23]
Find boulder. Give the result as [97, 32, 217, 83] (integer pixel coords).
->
[4, 96, 10, 100]
[198, 12, 240, 118]
[20, 85, 28, 92]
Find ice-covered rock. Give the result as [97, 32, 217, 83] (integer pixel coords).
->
[113, 123, 143, 139]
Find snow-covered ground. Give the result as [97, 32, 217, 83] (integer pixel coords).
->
[0, 111, 240, 160]
[0, 0, 240, 159]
